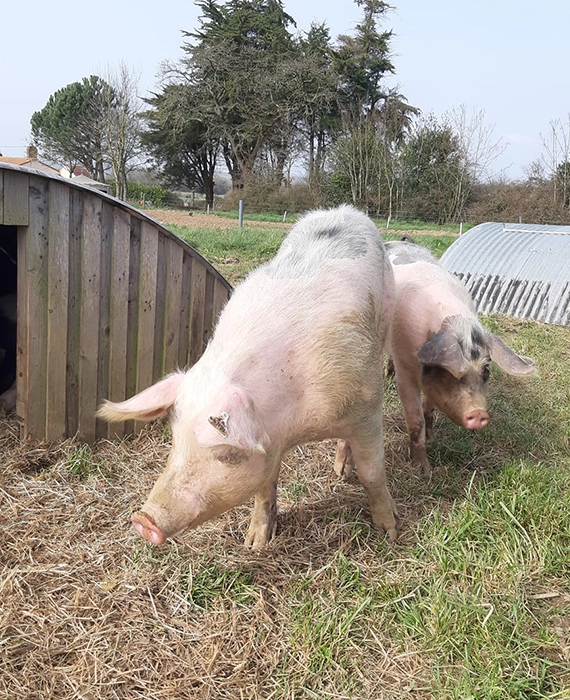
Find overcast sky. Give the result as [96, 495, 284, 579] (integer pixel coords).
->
[2, 0, 569, 180]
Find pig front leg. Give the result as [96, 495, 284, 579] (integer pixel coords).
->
[395, 367, 432, 477]
[245, 476, 278, 550]
[349, 433, 398, 541]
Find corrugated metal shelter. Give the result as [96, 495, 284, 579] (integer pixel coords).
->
[440, 222, 570, 327]
[0, 162, 232, 443]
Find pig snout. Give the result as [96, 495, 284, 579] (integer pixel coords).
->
[132, 511, 167, 545]
[462, 409, 489, 430]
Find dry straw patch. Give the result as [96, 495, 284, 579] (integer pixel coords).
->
[1, 408, 432, 700]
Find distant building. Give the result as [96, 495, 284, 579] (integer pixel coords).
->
[0, 145, 112, 195]
[0, 144, 60, 176]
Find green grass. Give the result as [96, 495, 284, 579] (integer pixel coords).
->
[205, 209, 295, 224]
[376, 217, 473, 235]
[64, 444, 108, 479]
[383, 231, 456, 258]
[171, 223, 286, 285]
[206, 209, 472, 235]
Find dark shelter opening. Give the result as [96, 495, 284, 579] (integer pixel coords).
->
[0, 226, 18, 410]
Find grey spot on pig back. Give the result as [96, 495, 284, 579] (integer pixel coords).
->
[266, 206, 378, 279]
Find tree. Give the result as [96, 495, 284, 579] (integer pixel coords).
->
[446, 105, 506, 217]
[178, 0, 299, 189]
[375, 89, 419, 218]
[400, 113, 466, 222]
[328, 0, 399, 211]
[540, 116, 570, 207]
[296, 23, 340, 189]
[142, 83, 220, 207]
[98, 63, 145, 201]
[31, 76, 107, 180]
[333, 0, 394, 117]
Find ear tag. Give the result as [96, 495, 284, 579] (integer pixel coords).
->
[208, 411, 229, 438]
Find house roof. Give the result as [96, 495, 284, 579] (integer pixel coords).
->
[0, 157, 31, 166]
[0, 156, 60, 176]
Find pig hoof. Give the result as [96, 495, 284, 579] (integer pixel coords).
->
[245, 520, 277, 550]
[386, 526, 398, 542]
[411, 457, 432, 479]
[376, 521, 398, 542]
[132, 511, 166, 546]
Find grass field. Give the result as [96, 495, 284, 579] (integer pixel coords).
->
[1, 219, 569, 699]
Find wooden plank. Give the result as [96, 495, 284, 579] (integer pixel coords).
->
[178, 252, 193, 368]
[22, 177, 49, 439]
[202, 271, 215, 348]
[125, 218, 141, 436]
[212, 278, 230, 328]
[45, 182, 70, 441]
[3, 170, 29, 226]
[65, 189, 83, 437]
[136, 221, 159, 394]
[95, 202, 113, 440]
[188, 258, 207, 367]
[164, 241, 184, 374]
[106, 206, 131, 439]
[77, 194, 102, 443]
[152, 233, 167, 383]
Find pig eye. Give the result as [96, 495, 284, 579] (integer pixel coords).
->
[482, 365, 490, 382]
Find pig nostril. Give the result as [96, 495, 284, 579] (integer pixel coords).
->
[463, 410, 490, 430]
[132, 511, 167, 546]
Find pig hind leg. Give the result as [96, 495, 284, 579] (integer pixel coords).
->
[334, 439, 355, 480]
[245, 475, 278, 550]
[349, 431, 398, 541]
[422, 397, 435, 442]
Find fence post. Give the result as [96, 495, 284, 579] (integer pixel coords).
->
[238, 200, 244, 228]
[283, 211, 287, 222]
[459, 222, 463, 236]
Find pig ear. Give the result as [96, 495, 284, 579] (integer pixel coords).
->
[417, 331, 469, 379]
[488, 334, 536, 376]
[195, 386, 269, 454]
[97, 373, 184, 423]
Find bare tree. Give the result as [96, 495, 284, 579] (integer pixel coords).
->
[98, 62, 145, 201]
[447, 105, 507, 218]
[539, 116, 570, 206]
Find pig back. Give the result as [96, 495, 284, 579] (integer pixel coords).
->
[218, 205, 392, 359]
[387, 260, 476, 360]
[208, 205, 393, 437]
[267, 205, 387, 281]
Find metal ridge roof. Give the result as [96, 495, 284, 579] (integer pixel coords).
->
[440, 222, 570, 326]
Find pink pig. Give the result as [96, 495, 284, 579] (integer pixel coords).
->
[98, 205, 397, 548]
[384, 240, 535, 476]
